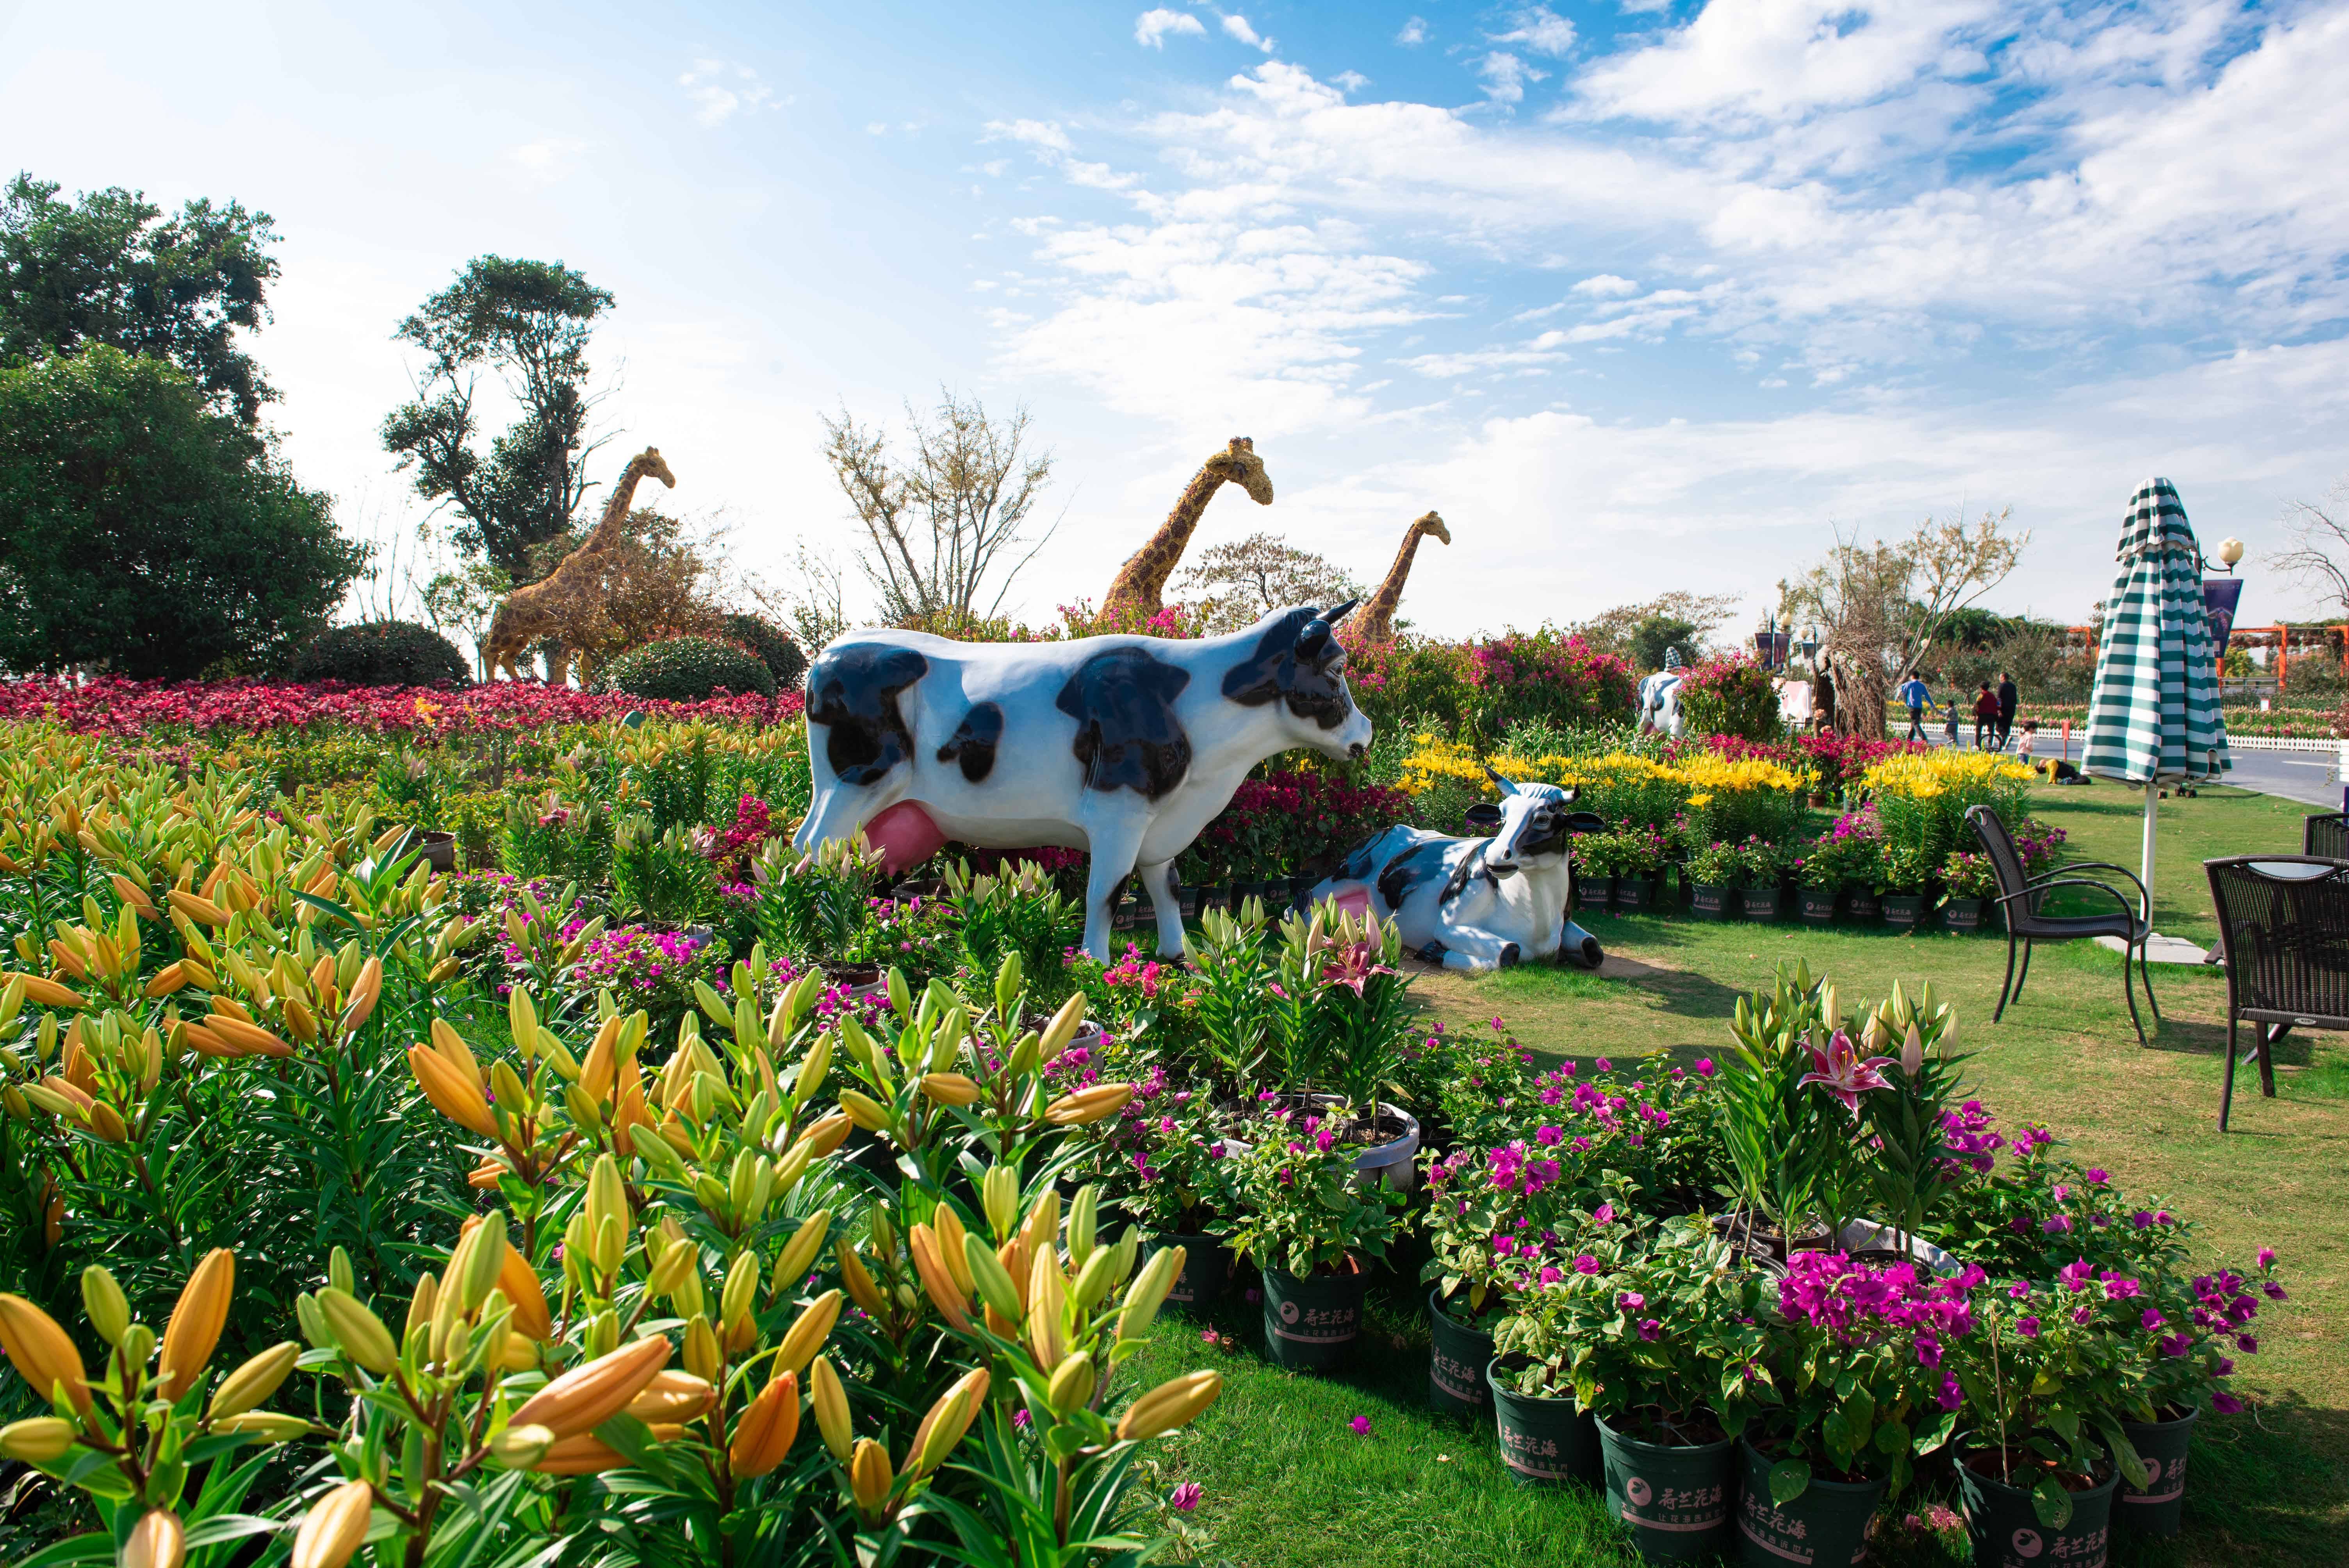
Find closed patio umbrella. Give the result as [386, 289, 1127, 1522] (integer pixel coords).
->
[2082, 477, 2231, 900]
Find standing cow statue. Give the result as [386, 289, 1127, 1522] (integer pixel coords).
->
[1636, 647, 1687, 739]
[1310, 768, 1607, 972]
[793, 601, 1372, 961]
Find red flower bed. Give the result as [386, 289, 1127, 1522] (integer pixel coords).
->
[1187, 767, 1413, 879]
[0, 677, 805, 739]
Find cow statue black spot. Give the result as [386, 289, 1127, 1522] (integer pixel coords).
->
[795, 601, 1374, 961]
[1311, 766, 1607, 972]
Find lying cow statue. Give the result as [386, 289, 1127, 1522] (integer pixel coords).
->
[794, 600, 1373, 962]
[1310, 768, 1607, 972]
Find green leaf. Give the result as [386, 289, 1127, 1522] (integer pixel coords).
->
[1768, 1458, 1811, 1508]
[2030, 1475, 2074, 1532]
[1874, 1418, 1913, 1457]
[2094, 1415, 2149, 1492]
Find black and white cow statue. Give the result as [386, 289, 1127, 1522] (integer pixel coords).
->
[1635, 647, 1686, 739]
[1310, 768, 1606, 972]
[793, 602, 1374, 961]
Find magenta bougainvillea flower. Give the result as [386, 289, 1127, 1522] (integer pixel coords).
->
[1170, 1482, 1203, 1512]
[1348, 1415, 1371, 1436]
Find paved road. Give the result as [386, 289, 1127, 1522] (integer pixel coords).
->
[1894, 724, 2342, 809]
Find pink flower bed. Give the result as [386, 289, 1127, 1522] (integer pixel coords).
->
[0, 677, 805, 738]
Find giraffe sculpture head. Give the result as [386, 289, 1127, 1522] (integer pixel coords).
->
[1207, 437, 1274, 506]
[1415, 510, 1452, 546]
[636, 447, 678, 490]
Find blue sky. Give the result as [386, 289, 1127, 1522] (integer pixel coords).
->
[7, 0, 2348, 639]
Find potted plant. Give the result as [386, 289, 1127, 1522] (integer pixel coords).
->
[2112, 1247, 2284, 1537]
[1713, 962, 1850, 1262]
[1794, 832, 1843, 925]
[1616, 824, 1667, 912]
[1495, 1216, 1772, 1558]
[1940, 849, 1997, 933]
[1418, 1140, 1606, 1420]
[1573, 829, 1621, 912]
[1215, 1101, 1403, 1372]
[1948, 1273, 2152, 1567]
[1877, 845, 1935, 931]
[1745, 1249, 1974, 1566]
[1685, 841, 1743, 921]
[1080, 1074, 1240, 1312]
[1739, 836, 1786, 923]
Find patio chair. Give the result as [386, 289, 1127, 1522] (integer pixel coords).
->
[1966, 804, 2157, 1045]
[2303, 812, 2349, 859]
[2203, 855, 2349, 1131]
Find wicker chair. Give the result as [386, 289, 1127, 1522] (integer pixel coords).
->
[2303, 812, 2349, 859]
[1966, 804, 2157, 1044]
[2203, 855, 2349, 1130]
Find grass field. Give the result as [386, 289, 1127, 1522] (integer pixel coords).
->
[1132, 780, 2349, 1568]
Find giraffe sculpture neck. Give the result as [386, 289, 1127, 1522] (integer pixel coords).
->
[581, 454, 657, 554]
[1101, 465, 1230, 622]
[1352, 513, 1447, 645]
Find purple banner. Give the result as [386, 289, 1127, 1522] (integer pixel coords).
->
[1752, 629, 1791, 670]
[2202, 577, 2244, 660]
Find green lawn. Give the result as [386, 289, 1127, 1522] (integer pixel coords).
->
[1133, 782, 2349, 1568]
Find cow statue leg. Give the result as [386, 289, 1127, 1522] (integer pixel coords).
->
[1559, 919, 1604, 969]
[1076, 802, 1152, 962]
[1435, 925, 1521, 972]
[1136, 858, 1187, 963]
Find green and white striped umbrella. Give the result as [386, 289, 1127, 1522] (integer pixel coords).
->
[2082, 477, 2230, 903]
[2083, 478, 2231, 784]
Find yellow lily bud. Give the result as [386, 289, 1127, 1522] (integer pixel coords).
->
[811, 1355, 852, 1460]
[0, 1293, 90, 1411]
[776, 1287, 843, 1377]
[124, 1509, 185, 1568]
[849, 1437, 893, 1515]
[624, 1369, 717, 1424]
[909, 1225, 970, 1331]
[796, 1112, 852, 1157]
[1115, 1369, 1223, 1441]
[919, 1072, 981, 1107]
[838, 1089, 891, 1133]
[932, 1205, 975, 1295]
[962, 1234, 1025, 1322]
[1044, 1082, 1135, 1127]
[290, 1479, 375, 1568]
[772, 1211, 832, 1299]
[315, 1289, 398, 1376]
[730, 1370, 800, 1478]
[489, 1422, 554, 1468]
[210, 1410, 315, 1442]
[509, 1333, 672, 1441]
[80, 1265, 129, 1347]
[1046, 1352, 1095, 1415]
[836, 1244, 885, 1316]
[683, 1314, 720, 1382]
[209, 1342, 300, 1420]
[907, 1367, 989, 1478]
[0, 1416, 77, 1462]
[1118, 1245, 1182, 1345]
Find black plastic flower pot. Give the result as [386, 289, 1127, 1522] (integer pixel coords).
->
[1741, 885, 1784, 923]
[1797, 886, 1839, 925]
[1735, 1436, 1884, 1568]
[2117, 1405, 2198, 1537]
[1959, 1456, 2119, 1568]
[1195, 883, 1226, 914]
[1597, 1411, 1736, 1561]
[1881, 893, 1928, 931]
[1616, 876, 1660, 912]
[1842, 882, 1880, 924]
[1689, 884, 1738, 921]
[1262, 1260, 1365, 1372]
[1424, 1293, 1495, 1417]
[1287, 874, 1314, 911]
[1942, 896, 1989, 933]
[1488, 1360, 1601, 1485]
[1148, 1232, 1230, 1313]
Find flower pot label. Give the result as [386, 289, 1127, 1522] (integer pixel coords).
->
[1272, 1298, 1357, 1345]
[1499, 1427, 1576, 1480]
[1976, 1522, 2105, 1567]
[1738, 1491, 1823, 1564]
[1621, 1475, 1726, 1533]
[1429, 1345, 1485, 1404]
[2121, 1452, 2185, 1506]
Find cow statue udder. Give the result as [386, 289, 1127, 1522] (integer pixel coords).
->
[794, 601, 1373, 962]
[1310, 767, 1606, 972]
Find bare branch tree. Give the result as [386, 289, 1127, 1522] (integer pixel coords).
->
[745, 540, 852, 655]
[2267, 477, 2349, 616]
[1780, 504, 2030, 739]
[819, 390, 1058, 631]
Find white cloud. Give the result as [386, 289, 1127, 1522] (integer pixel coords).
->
[677, 59, 773, 127]
[1477, 51, 1547, 103]
[1491, 5, 1577, 58]
[1135, 8, 1206, 48]
[983, 118, 1075, 153]
[1333, 70, 1369, 92]
[1397, 16, 1429, 46]
[1571, 273, 1640, 297]
[1222, 14, 1276, 52]
[1396, 330, 1572, 378]
[505, 137, 586, 179]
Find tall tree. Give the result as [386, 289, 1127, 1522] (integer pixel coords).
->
[0, 348, 364, 678]
[382, 256, 615, 581]
[2267, 475, 2349, 616]
[1172, 533, 1362, 633]
[820, 391, 1057, 630]
[1569, 592, 1741, 666]
[0, 173, 281, 425]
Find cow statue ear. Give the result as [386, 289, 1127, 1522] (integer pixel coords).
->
[1464, 803, 1503, 833]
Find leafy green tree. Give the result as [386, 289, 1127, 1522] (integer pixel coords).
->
[382, 256, 615, 580]
[0, 172, 281, 425]
[1627, 612, 1700, 674]
[0, 347, 364, 677]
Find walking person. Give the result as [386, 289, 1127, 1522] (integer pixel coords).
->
[1972, 682, 1999, 751]
[1996, 670, 2019, 750]
[1944, 686, 1963, 748]
[1897, 671, 1934, 741]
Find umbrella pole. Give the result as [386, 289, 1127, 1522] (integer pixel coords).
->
[2141, 777, 2159, 923]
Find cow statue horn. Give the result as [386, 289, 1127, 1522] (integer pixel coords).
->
[1482, 764, 1519, 796]
[1325, 597, 1360, 625]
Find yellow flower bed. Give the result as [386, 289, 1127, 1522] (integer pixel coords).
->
[1859, 749, 2034, 802]
[1399, 735, 1804, 800]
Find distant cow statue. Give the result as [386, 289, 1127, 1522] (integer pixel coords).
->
[1636, 647, 1687, 739]
[1310, 768, 1606, 972]
[794, 602, 1373, 961]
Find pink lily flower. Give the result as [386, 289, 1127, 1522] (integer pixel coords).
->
[1798, 1030, 1895, 1113]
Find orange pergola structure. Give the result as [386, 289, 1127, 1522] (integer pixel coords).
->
[2071, 624, 2349, 688]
